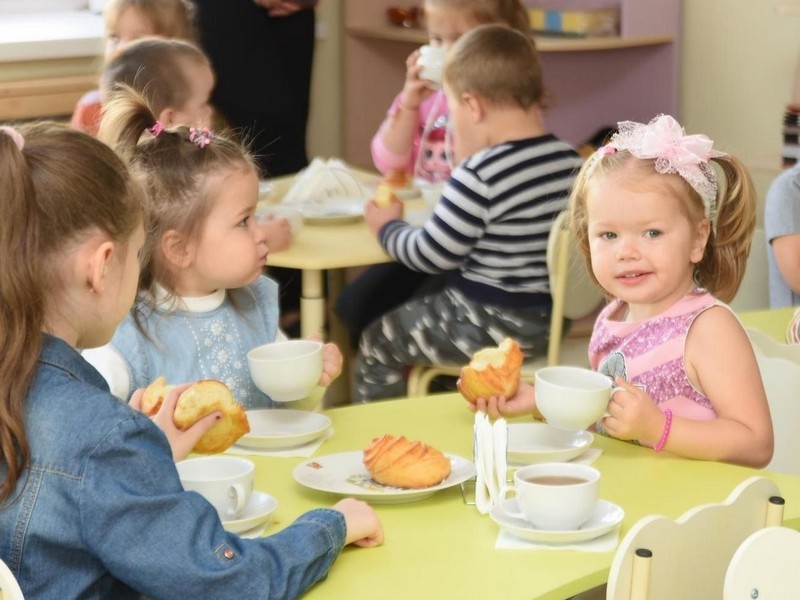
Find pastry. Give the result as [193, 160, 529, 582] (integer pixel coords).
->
[373, 181, 398, 207]
[458, 338, 523, 404]
[363, 434, 451, 488]
[142, 377, 250, 454]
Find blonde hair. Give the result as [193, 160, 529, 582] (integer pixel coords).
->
[104, 0, 197, 42]
[0, 124, 143, 503]
[101, 37, 210, 117]
[99, 86, 257, 305]
[443, 24, 543, 110]
[425, 0, 530, 35]
[569, 150, 757, 303]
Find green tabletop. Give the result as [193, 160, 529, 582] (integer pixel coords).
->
[737, 306, 795, 342]
[243, 394, 800, 600]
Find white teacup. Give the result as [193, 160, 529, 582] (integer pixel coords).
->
[500, 462, 600, 531]
[247, 339, 323, 402]
[177, 456, 254, 521]
[417, 45, 447, 87]
[535, 366, 616, 431]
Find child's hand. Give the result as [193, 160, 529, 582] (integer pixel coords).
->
[129, 385, 221, 461]
[259, 217, 292, 253]
[602, 377, 665, 445]
[332, 498, 384, 548]
[463, 381, 539, 420]
[364, 198, 403, 236]
[400, 48, 434, 111]
[318, 342, 343, 387]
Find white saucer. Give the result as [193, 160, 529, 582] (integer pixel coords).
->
[299, 198, 364, 224]
[237, 409, 332, 450]
[222, 490, 278, 534]
[490, 497, 624, 544]
[506, 422, 593, 465]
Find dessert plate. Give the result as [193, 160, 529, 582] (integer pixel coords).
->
[293, 451, 475, 504]
[490, 497, 624, 544]
[298, 198, 364, 224]
[237, 409, 332, 450]
[222, 490, 278, 534]
[506, 422, 593, 465]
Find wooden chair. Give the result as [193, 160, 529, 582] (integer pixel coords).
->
[0, 557, 24, 600]
[406, 210, 603, 397]
[723, 526, 800, 599]
[606, 476, 785, 600]
[746, 327, 800, 476]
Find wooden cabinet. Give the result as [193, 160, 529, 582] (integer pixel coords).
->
[342, 0, 681, 169]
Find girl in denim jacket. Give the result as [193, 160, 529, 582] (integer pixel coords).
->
[0, 123, 382, 599]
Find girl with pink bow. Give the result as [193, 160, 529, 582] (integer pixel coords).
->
[473, 114, 774, 468]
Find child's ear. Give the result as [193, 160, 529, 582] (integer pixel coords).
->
[157, 107, 176, 129]
[162, 230, 194, 269]
[690, 219, 712, 264]
[87, 240, 115, 294]
[462, 93, 485, 123]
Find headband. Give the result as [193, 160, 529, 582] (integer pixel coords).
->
[597, 114, 725, 221]
[0, 126, 25, 151]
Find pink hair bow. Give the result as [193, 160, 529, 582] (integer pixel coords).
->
[602, 114, 725, 219]
[189, 127, 212, 148]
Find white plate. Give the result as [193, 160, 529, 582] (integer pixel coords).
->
[237, 409, 332, 450]
[293, 451, 475, 504]
[506, 422, 593, 465]
[222, 490, 278, 534]
[490, 497, 624, 544]
[298, 198, 364, 224]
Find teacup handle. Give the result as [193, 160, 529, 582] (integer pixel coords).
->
[498, 485, 526, 519]
[603, 386, 626, 418]
[226, 483, 247, 518]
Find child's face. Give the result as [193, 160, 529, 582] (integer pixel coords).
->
[425, 4, 483, 49]
[182, 166, 267, 296]
[169, 59, 215, 129]
[585, 173, 710, 321]
[105, 7, 157, 60]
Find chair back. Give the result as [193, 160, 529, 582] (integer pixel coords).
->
[0, 557, 24, 600]
[723, 526, 800, 599]
[545, 211, 603, 365]
[746, 328, 800, 475]
[606, 476, 784, 600]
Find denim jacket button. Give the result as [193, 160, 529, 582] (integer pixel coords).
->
[223, 548, 235, 559]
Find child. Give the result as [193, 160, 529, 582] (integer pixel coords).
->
[472, 114, 774, 468]
[337, 0, 532, 343]
[70, 0, 197, 136]
[0, 123, 382, 598]
[353, 25, 583, 402]
[85, 86, 341, 408]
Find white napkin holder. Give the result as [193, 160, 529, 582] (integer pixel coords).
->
[282, 158, 365, 205]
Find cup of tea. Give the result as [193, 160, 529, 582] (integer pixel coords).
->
[247, 339, 323, 402]
[499, 462, 600, 530]
[535, 366, 616, 431]
[417, 45, 447, 87]
[176, 456, 255, 521]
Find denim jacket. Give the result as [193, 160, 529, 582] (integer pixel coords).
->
[0, 335, 346, 600]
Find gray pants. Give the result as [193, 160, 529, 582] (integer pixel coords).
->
[353, 287, 551, 402]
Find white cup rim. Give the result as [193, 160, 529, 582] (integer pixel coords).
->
[176, 456, 254, 482]
[513, 462, 600, 487]
[247, 339, 323, 362]
[535, 366, 612, 392]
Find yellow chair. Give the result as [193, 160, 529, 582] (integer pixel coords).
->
[723, 526, 800, 599]
[607, 476, 785, 600]
[0, 557, 24, 600]
[406, 210, 604, 397]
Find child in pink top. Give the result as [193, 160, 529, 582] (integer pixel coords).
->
[470, 114, 774, 468]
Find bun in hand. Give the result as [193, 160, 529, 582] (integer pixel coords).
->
[142, 377, 250, 454]
[363, 434, 451, 489]
[458, 338, 523, 404]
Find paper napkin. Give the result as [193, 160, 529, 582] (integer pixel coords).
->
[495, 526, 621, 552]
[473, 412, 508, 514]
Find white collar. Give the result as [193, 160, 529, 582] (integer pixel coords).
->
[152, 284, 226, 313]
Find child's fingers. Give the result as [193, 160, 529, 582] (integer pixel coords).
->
[129, 388, 145, 411]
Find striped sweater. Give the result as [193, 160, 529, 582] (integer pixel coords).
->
[379, 134, 582, 307]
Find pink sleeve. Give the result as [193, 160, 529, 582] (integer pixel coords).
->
[370, 93, 418, 175]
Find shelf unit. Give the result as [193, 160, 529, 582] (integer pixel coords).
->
[342, 0, 681, 169]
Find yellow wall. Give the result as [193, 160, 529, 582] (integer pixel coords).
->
[307, 1, 342, 160]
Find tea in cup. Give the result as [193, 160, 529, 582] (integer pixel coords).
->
[535, 366, 615, 431]
[500, 462, 600, 530]
[177, 456, 254, 521]
[417, 45, 447, 87]
[247, 339, 323, 402]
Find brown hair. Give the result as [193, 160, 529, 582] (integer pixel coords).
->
[104, 0, 197, 42]
[99, 85, 257, 307]
[0, 124, 143, 503]
[569, 149, 757, 303]
[425, 0, 530, 35]
[443, 24, 544, 110]
[101, 37, 210, 117]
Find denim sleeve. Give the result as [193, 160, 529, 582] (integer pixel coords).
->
[79, 416, 346, 600]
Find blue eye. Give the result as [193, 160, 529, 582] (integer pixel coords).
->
[645, 230, 662, 239]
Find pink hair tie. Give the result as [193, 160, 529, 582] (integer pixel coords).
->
[596, 145, 616, 157]
[189, 127, 212, 148]
[149, 121, 164, 137]
[0, 126, 25, 151]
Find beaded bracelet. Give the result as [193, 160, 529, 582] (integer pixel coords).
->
[653, 409, 673, 453]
